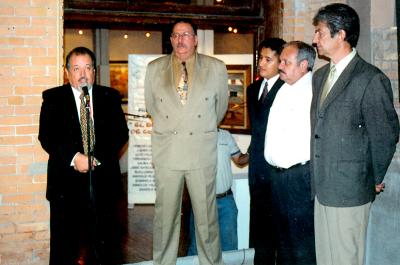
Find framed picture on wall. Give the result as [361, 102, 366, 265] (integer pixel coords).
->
[220, 64, 251, 134]
[109, 61, 128, 103]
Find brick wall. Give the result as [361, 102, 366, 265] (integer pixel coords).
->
[0, 0, 62, 264]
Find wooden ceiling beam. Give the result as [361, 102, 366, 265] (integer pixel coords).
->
[64, 0, 264, 31]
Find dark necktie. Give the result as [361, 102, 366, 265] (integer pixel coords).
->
[177, 62, 188, 105]
[80, 93, 95, 155]
[259, 81, 268, 103]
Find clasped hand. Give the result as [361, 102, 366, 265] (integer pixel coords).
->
[73, 152, 99, 173]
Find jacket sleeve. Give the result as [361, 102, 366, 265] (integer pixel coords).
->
[361, 73, 399, 184]
[38, 90, 80, 166]
[144, 61, 155, 118]
[216, 61, 229, 124]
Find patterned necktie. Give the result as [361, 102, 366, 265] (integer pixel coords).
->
[259, 81, 268, 103]
[80, 93, 95, 155]
[319, 64, 336, 107]
[177, 62, 188, 105]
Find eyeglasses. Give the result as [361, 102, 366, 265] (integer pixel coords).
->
[170, 32, 195, 39]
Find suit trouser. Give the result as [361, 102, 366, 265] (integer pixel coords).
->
[49, 197, 123, 265]
[314, 196, 371, 265]
[269, 162, 316, 265]
[249, 181, 276, 265]
[153, 165, 223, 265]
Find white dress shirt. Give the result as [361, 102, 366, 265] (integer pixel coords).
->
[264, 72, 312, 169]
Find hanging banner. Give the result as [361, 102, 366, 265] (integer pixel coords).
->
[128, 54, 162, 206]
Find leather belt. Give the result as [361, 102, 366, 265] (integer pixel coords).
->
[270, 161, 309, 172]
[216, 188, 232, 199]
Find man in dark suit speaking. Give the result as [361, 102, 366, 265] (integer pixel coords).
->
[311, 4, 399, 265]
[39, 47, 129, 265]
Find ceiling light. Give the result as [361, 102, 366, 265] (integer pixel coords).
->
[228, 27, 233, 32]
[124, 34, 128, 39]
[233, 28, 238, 34]
[145, 32, 151, 38]
[78, 30, 83, 35]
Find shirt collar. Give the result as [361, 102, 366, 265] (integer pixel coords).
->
[264, 74, 280, 88]
[289, 71, 312, 89]
[71, 84, 93, 99]
[331, 48, 356, 76]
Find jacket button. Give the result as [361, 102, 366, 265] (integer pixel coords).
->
[198, 114, 201, 118]
[189, 132, 193, 135]
[166, 115, 168, 119]
[315, 134, 320, 139]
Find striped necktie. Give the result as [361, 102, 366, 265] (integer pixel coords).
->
[80, 93, 95, 155]
[176, 62, 188, 105]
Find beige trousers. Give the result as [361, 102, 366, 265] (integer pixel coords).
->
[314, 196, 371, 265]
[153, 165, 223, 265]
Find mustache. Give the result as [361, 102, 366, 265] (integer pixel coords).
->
[177, 43, 187, 48]
[79, 77, 88, 83]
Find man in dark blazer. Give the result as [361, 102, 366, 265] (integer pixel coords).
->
[311, 4, 399, 265]
[246, 38, 285, 265]
[39, 47, 129, 265]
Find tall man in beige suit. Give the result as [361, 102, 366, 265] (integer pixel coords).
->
[144, 19, 229, 265]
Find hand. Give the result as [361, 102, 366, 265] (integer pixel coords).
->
[73, 152, 97, 173]
[375, 182, 385, 194]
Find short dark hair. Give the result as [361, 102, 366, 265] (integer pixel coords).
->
[65, 46, 96, 70]
[312, 3, 360, 48]
[171, 18, 197, 35]
[257, 38, 286, 57]
[285, 41, 316, 71]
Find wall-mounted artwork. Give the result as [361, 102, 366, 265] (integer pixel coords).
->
[110, 61, 128, 103]
[220, 64, 251, 134]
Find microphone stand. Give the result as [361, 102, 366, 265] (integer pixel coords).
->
[84, 96, 94, 204]
[83, 90, 99, 263]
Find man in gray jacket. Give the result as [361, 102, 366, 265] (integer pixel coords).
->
[311, 3, 399, 265]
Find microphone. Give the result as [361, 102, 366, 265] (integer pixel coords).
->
[81, 85, 90, 103]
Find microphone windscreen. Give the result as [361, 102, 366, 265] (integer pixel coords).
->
[82, 86, 89, 96]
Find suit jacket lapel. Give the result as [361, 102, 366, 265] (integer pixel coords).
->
[320, 55, 360, 111]
[161, 55, 183, 107]
[257, 78, 284, 111]
[92, 84, 100, 127]
[64, 84, 80, 127]
[250, 79, 263, 106]
[65, 84, 84, 151]
[264, 78, 284, 108]
[187, 53, 205, 106]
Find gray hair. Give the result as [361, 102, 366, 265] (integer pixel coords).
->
[284, 41, 316, 71]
